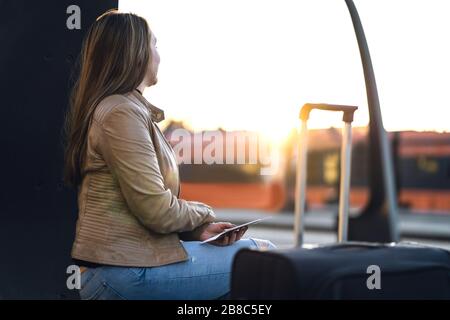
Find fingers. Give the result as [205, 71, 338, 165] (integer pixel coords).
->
[210, 226, 248, 247]
[229, 230, 237, 243]
[213, 234, 230, 246]
[236, 226, 248, 240]
[220, 222, 236, 230]
[208, 222, 236, 234]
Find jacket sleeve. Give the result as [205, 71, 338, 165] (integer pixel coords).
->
[95, 102, 216, 234]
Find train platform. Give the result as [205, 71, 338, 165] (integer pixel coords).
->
[215, 208, 450, 250]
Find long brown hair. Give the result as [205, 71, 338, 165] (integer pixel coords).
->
[63, 10, 153, 187]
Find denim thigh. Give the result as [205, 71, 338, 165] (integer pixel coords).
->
[79, 238, 276, 300]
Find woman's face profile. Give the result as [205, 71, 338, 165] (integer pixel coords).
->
[146, 33, 160, 86]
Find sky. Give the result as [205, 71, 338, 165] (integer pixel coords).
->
[119, 0, 450, 141]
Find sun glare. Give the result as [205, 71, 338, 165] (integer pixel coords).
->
[120, 0, 450, 138]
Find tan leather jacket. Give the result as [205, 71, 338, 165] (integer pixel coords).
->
[71, 90, 215, 267]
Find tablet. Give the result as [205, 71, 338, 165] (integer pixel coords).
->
[201, 217, 272, 244]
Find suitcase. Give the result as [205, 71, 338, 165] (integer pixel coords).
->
[231, 103, 450, 300]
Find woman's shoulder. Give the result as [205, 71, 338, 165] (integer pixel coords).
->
[93, 92, 149, 125]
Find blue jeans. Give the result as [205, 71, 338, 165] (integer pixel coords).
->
[79, 238, 276, 300]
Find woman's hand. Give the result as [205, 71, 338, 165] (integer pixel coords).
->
[196, 222, 248, 246]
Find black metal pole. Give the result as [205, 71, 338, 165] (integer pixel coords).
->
[344, 0, 399, 242]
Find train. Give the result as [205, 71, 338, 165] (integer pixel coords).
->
[163, 121, 450, 214]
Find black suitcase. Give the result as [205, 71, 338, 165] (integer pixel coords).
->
[231, 242, 450, 299]
[231, 104, 450, 300]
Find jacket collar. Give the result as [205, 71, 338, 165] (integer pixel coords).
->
[130, 90, 165, 123]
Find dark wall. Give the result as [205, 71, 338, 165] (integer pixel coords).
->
[0, 0, 117, 299]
